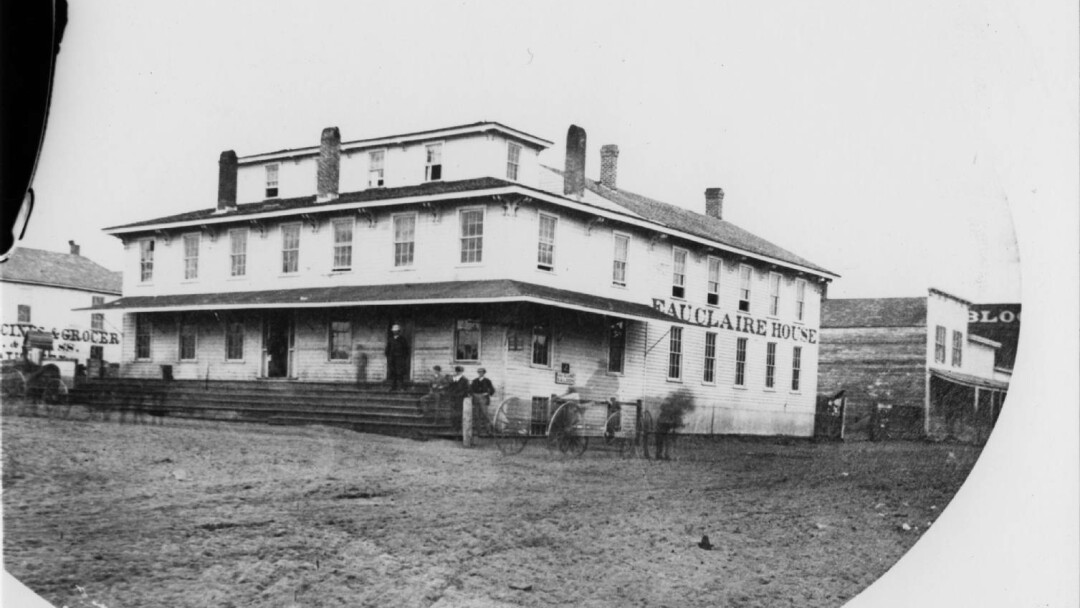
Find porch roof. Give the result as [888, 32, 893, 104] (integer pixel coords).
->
[81, 279, 691, 326]
[930, 367, 1010, 392]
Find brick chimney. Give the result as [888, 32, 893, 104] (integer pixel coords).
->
[600, 145, 619, 189]
[705, 187, 725, 220]
[217, 150, 238, 211]
[68, 240, 80, 256]
[563, 125, 587, 197]
[317, 126, 341, 202]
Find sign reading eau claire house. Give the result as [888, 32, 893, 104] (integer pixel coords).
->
[651, 298, 819, 343]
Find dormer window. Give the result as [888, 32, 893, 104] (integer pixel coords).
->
[507, 142, 521, 181]
[425, 143, 443, 181]
[265, 164, 279, 198]
[369, 150, 385, 187]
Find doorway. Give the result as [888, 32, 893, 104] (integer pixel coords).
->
[263, 311, 294, 378]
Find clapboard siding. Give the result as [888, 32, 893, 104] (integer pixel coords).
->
[819, 326, 926, 419]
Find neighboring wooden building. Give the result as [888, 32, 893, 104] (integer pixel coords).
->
[91, 122, 837, 436]
[820, 288, 1009, 441]
[0, 242, 123, 367]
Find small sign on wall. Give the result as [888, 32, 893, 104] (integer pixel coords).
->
[555, 372, 576, 385]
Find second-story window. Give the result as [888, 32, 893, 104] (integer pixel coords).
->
[17, 304, 30, 323]
[768, 272, 782, 316]
[952, 330, 963, 367]
[934, 325, 946, 363]
[230, 229, 247, 277]
[537, 214, 557, 271]
[183, 234, 200, 280]
[506, 142, 521, 180]
[460, 209, 484, 264]
[795, 279, 806, 321]
[368, 150, 385, 187]
[672, 247, 688, 299]
[332, 219, 353, 271]
[393, 214, 416, 267]
[707, 257, 721, 306]
[265, 164, 279, 198]
[140, 239, 155, 282]
[612, 233, 629, 286]
[91, 296, 104, 330]
[738, 264, 752, 312]
[425, 143, 443, 181]
[281, 223, 300, 274]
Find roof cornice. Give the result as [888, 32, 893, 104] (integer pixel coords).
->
[0, 277, 122, 295]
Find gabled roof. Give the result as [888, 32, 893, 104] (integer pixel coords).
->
[538, 166, 835, 276]
[0, 247, 122, 295]
[821, 297, 927, 328]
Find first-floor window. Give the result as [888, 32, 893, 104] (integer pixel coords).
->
[90, 345, 104, 361]
[765, 342, 777, 388]
[934, 325, 946, 363]
[734, 337, 748, 386]
[531, 322, 551, 367]
[179, 319, 197, 361]
[455, 319, 481, 362]
[226, 321, 244, 361]
[608, 319, 626, 373]
[703, 332, 717, 383]
[952, 330, 963, 367]
[135, 314, 151, 360]
[668, 326, 683, 380]
[329, 320, 352, 360]
[791, 346, 802, 392]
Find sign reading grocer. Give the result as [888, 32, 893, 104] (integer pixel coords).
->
[1, 323, 120, 345]
[652, 298, 818, 344]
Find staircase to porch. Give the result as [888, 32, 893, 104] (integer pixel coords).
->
[69, 379, 458, 437]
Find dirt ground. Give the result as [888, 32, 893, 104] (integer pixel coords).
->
[1, 404, 982, 608]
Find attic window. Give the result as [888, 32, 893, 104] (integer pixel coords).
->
[265, 164, 279, 198]
[507, 142, 521, 181]
[369, 150, 385, 187]
[425, 143, 443, 182]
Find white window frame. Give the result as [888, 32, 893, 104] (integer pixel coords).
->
[703, 331, 717, 384]
[612, 232, 629, 287]
[795, 279, 807, 322]
[328, 319, 352, 362]
[934, 325, 947, 363]
[738, 264, 752, 312]
[537, 213, 557, 272]
[91, 296, 104, 331]
[734, 337, 748, 387]
[952, 330, 963, 367]
[765, 341, 777, 389]
[454, 319, 482, 363]
[459, 207, 485, 265]
[424, 142, 443, 182]
[229, 228, 247, 278]
[707, 256, 721, 306]
[178, 317, 197, 362]
[506, 141, 522, 181]
[768, 272, 782, 317]
[281, 223, 301, 274]
[182, 233, 200, 281]
[368, 149, 386, 187]
[791, 346, 802, 392]
[667, 326, 683, 381]
[331, 218, 354, 271]
[392, 212, 417, 268]
[265, 163, 279, 198]
[139, 239, 155, 283]
[672, 247, 688, 299]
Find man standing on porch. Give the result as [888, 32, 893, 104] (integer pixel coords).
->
[384, 323, 409, 391]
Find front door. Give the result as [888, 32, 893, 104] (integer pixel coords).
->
[263, 312, 294, 378]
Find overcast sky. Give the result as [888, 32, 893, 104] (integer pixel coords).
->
[20, 0, 1071, 303]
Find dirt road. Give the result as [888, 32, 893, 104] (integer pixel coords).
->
[2, 410, 981, 607]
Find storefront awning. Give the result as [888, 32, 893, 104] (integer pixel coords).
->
[930, 368, 1009, 391]
[81, 279, 692, 326]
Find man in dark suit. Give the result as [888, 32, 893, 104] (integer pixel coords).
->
[384, 323, 409, 391]
[448, 365, 470, 437]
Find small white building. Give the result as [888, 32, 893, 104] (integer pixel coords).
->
[94, 122, 837, 437]
[0, 242, 123, 367]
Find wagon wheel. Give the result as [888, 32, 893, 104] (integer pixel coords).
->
[640, 410, 655, 460]
[41, 377, 65, 406]
[545, 402, 572, 452]
[603, 411, 620, 445]
[494, 397, 528, 455]
[1, 370, 27, 401]
[558, 430, 588, 457]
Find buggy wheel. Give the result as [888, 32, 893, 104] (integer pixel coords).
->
[603, 411, 620, 445]
[494, 398, 528, 455]
[640, 410, 654, 460]
[558, 432, 588, 457]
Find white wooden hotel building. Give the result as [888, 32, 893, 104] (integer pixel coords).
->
[94, 122, 837, 436]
